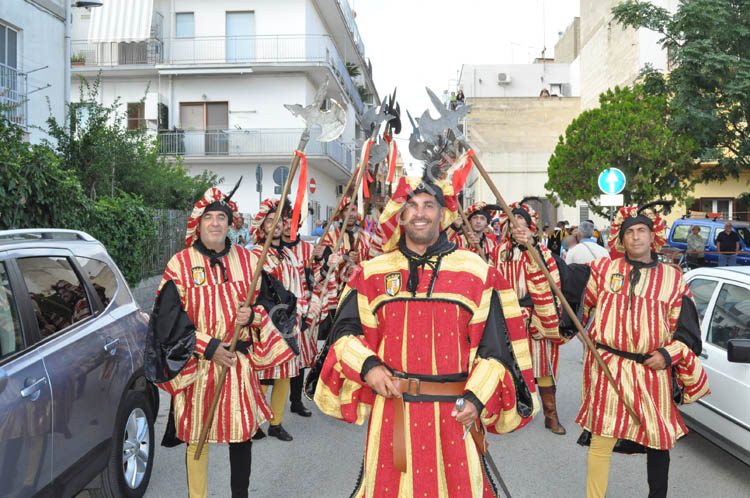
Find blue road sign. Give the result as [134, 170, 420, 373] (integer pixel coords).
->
[598, 168, 626, 195]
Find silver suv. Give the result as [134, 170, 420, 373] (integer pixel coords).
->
[0, 229, 158, 498]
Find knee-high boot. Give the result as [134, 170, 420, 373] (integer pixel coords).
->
[539, 385, 566, 435]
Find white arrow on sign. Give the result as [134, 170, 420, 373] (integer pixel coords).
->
[606, 170, 619, 194]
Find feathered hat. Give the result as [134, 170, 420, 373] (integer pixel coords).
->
[249, 197, 292, 244]
[466, 201, 501, 223]
[608, 201, 673, 255]
[185, 178, 241, 247]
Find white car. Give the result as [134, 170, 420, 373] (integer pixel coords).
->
[682, 266, 750, 466]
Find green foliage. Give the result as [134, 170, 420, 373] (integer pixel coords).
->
[45, 75, 218, 208]
[613, 0, 750, 182]
[545, 84, 698, 216]
[0, 114, 86, 229]
[346, 62, 361, 78]
[82, 194, 156, 285]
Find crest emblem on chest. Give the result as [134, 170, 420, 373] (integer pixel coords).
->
[385, 272, 401, 297]
[191, 266, 206, 286]
[609, 273, 625, 293]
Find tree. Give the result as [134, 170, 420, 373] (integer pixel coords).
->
[613, 0, 750, 182]
[545, 84, 698, 216]
[45, 75, 218, 209]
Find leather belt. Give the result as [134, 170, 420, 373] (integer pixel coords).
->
[596, 342, 652, 364]
[390, 376, 487, 473]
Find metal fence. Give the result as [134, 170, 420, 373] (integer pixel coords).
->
[70, 34, 364, 115]
[159, 127, 355, 171]
[140, 209, 189, 279]
[0, 62, 27, 127]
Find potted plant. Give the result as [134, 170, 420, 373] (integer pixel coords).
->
[71, 53, 86, 66]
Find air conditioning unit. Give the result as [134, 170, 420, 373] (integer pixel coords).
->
[497, 72, 511, 84]
[335, 184, 345, 195]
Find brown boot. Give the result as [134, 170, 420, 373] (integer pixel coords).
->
[539, 385, 566, 435]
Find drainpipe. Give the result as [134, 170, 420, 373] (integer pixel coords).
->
[64, 1, 71, 122]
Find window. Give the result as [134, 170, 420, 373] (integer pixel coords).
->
[17, 257, 92, 338]
[0, 262, 23, 359]
[0, 24, 18, 69]
[578, 204, 590, 225]
[708, 283, 750, 349]
[175, 13, 194, 38]
[672, 224, 710, 244]
[127, 102, 145, 130]
[75, 257, 117, 309]
[688, 278, 718, 323]
[700, 198, 733, 219]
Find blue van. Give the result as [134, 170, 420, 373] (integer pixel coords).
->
[666, 218, 750, 266]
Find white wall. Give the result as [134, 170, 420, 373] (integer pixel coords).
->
[0, 0, 66, 143]
[173, 0, 307, 38]
[460, 63, 574, 98]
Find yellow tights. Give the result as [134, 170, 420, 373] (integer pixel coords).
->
[586, 434, 617, 498]
[536, 375, 554, 387]
[185, 443, 208, 498]
[263, 377, 290, 426]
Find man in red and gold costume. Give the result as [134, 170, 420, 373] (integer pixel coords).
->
[491, 200, 568, 435]
[514, 202, 710, 498]
[145, 185, 296, 498]
[248, 198, 321, 441]
[314, 175, 539, 497]
[451, 202, 501, 264]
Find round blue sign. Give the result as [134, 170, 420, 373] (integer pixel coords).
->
[598, 168, 626, 195]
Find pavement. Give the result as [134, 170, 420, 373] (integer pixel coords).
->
[126, 342, 749, 497]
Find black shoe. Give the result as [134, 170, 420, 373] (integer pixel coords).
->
[252, 428, 266, 440]
[290, 402, 312, 417]
[268, 424, 293, 441]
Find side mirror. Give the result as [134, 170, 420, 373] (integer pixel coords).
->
[727, 338, 750, 364]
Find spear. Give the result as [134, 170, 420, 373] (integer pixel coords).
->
[193, 80, 346, 459]
[419, 87, 641, 426]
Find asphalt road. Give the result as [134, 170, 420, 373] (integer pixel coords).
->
[135, 342, 749, 498]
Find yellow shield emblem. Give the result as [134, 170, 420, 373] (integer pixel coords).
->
[610, 273, 624, 293]
[191, 266, 206, 286]
[385, 272, 401, 297]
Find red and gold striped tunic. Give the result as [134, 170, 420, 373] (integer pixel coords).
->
[315, 245, 539, 497]
[492, 242, 564, 380]
[156, 244, 295, 443]
[578, 257, 710, 449]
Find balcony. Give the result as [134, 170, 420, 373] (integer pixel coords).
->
[71, 34, 364, 115]
[159, 128, 355, 172]
[0, 63, 27, 127]
[337, 0, 366, 59]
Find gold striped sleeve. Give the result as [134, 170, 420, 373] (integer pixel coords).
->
[465, 357, 504, 407]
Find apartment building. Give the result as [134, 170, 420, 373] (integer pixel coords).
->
[70, 0, 379, 226]
[0, 0, 66, 143]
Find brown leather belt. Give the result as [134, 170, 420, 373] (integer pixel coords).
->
[390, 377, 487, 473]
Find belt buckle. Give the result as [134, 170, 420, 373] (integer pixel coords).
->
[406, 377, 421, 396]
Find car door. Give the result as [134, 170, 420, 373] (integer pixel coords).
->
[697, 277, 750, 451]
[14, 250, 133, 486]
[0, 257, 54, 497]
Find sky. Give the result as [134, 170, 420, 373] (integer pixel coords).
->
[351, 0, 580, 170]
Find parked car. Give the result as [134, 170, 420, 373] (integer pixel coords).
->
[681, 266, 750, 466]
[0, 229, 158, 498]
[665, 218, 750, 266]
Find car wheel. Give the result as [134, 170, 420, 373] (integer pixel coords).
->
[93, 391, 155, 498]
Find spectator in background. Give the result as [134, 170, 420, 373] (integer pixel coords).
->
[586, 220, 605, 246]
[716, 222, 741, 266]
[561, 234, 578, 261]
[491, 218, 501, 236]
[565, 221, 610, 264]
[312, 219, 325, 237]
[540, 225, 550, 247]
[540, 88, 551, 98]
[449, 91, 458, 111]
[229, 215, 250, 247]
[548, 221, 567, 256]
[686, 225, 706, 267]
[456, 89, 465, 105]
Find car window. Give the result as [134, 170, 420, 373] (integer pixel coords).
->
[707, 283, 750, 350]
[0, 262, 23, 359]
[75, 257, 116, 308]
[671, 224, 690, 243]
[688, 278, 718, 323]
[17, 256, 93, 339]
[738, 227, 750, 247]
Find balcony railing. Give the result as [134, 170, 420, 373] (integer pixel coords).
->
[159, 128, 354, 172]
[0, 63, 27, 127]
[71, 34, 363, 114]
[338, 0, 366, 59]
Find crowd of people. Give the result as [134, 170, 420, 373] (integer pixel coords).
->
[143, 170, 713, 498]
